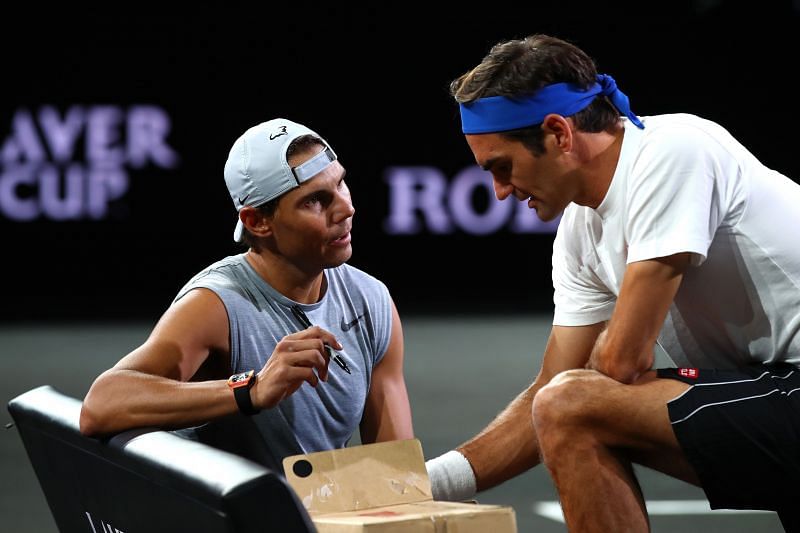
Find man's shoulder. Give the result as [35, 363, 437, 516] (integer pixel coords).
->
[193, 254, 248, 280]
[641, 113, 727, 144]
[175, 254, 248, 300]
[644, 112, 711, 128]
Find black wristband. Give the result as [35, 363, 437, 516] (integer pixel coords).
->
[232, 376, 260, 416]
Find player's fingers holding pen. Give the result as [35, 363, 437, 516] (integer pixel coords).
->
[274, 338, 330, 382]
[286, 365, 321, 389]
[292, 325, 343, 351]
[289, 346, 330, 384]
[256, 346, 329, 407]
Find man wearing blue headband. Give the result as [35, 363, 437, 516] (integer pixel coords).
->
[426, 34, 800, 530]
[81, 119, 414, 472]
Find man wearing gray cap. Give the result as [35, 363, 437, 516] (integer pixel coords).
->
[80, 119, 414, 470]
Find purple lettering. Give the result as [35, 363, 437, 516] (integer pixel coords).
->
[449, 166, 511, 234]
[1, 109, 46, 163]
[40, 163, 83, 220]
[86, 106, 125, 166]
[383, 166, 453, 234]
[39, 106, 85, 163]
[383, 166, 559, 235]
[127, 105, 179, 168]
[87, 165, 128, 219]
[0, 164, 39, 220]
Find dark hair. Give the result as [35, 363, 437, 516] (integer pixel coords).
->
[450, 34, 620, 154]
[239, 134, 326, 248]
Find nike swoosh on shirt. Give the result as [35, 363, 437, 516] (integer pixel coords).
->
[341, 313, 365, 331]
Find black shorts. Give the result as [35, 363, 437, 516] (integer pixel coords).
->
[658, 363, 800, 513]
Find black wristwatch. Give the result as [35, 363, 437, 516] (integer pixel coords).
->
[227, 370, 260, 415]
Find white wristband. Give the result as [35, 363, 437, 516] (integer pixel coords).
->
[425, 450, 477, 502]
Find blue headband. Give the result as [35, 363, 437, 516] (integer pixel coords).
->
[459, 74, 644, 134]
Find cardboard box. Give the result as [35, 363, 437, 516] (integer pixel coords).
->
[282, 439, 517, 532]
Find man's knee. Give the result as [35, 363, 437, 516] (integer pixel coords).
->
[532, 369, 607, 436]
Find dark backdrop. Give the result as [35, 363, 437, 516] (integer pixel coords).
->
[2, 2, 798, 320]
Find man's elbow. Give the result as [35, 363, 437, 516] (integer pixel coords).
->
[594, 353, 653, 384]
[79, 375, 116, 437]
[79, 400, 108, 437]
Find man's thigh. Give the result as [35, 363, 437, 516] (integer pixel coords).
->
[547, 369, 689, 451]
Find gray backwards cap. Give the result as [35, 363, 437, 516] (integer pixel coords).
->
[224, 118, 337, 242]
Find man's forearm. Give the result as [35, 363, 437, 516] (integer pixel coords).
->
[587, 329, 654, 384]
[80, 369, 236, 436]
[427, 324, 605, 501]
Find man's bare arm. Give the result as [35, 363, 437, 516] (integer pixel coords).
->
[80, 288, 342, 437]
[360, 298, 414, 443]
[79, 289, 233, 436]
[588, 252, 690, 383]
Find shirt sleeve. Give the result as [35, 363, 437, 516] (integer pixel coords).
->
[625, 126, 724, 266]
[552, 210, 616, 326]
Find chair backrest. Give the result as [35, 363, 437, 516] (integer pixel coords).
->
[7, 385, 317, 533]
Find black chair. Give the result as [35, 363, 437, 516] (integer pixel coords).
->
[7, 385, 316, 533]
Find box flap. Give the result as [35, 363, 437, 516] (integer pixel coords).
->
[312, 502, 517, 532]
[282, 439, 432, 514]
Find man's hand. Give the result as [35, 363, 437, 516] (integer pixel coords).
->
[251, 326, 341, 409]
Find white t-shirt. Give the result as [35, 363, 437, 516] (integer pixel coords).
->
[552, 114, 800, 368]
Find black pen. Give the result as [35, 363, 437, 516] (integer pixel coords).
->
[291, 305, 352, 375]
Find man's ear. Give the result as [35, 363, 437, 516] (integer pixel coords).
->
[541, 113, 573, 152]
[239, 206, 272, 238]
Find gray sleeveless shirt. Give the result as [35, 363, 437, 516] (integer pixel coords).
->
[174, 253, 392, 469]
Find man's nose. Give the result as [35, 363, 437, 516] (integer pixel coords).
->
[493, 177, 513, 201]
[332, 193, 355, 223]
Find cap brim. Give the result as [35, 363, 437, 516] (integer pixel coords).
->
[233, 219, 244, 242]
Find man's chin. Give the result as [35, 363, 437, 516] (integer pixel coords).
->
[324, 248, 352, 268]
[533, 207, 552, 222]
[531, 204, 565, 223]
